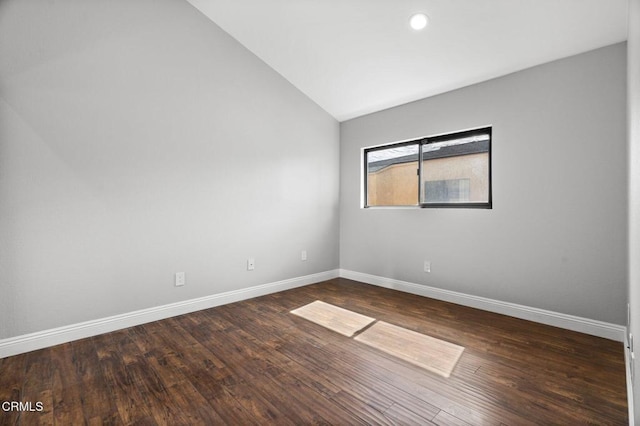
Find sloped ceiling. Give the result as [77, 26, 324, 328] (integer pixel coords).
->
[186, 0, 628, 121]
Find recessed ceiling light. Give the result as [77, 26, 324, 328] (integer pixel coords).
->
[409, 13, 429, 31]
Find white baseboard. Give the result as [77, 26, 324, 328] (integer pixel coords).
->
[0, 270, 340, 359]
[625, 336, 635, 426]
[1, 268, 626, 359]
[339, 269, 626, 342]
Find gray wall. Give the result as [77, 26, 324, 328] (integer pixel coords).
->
[0, 0, 629, 345]
[628, 0, 640, 420]
[340, 43, 628, 325]
[0, 0, 339, 339]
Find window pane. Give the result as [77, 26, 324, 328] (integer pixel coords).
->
[424, 179, 470, 203]
[366, 144, 419, 206]
[421, 134, 490, 204]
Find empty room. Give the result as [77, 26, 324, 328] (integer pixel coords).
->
[1, 0, 640, 424]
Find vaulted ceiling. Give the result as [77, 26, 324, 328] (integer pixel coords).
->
[187, 0, 628, 121]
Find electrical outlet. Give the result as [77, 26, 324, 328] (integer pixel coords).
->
[301, 250, 307, 261]
[175, 272, 185, 287]
[424, 261, 431, 273]
[247, 258, 255, 271]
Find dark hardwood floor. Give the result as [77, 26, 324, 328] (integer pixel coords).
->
[0, 278, 628, 425]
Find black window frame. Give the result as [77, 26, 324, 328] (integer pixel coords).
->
[364, 127, 492, 209]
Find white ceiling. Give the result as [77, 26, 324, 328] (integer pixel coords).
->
[186, 0, 628, 122]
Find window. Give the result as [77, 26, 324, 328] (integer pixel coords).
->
[364, 127, 491, 208]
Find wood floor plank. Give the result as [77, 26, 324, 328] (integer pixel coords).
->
[192, 311, 363, 425]
[433, 409, 474, 426]
[0, 353, 27, 426]
[329, 390, 396, 426]
[128, 319, 252, 424]
[0, 278, 628, 425]
[50, 343, 88, 425]
[265, 366, 369, 425]
[384, 402, 437, 425]
[70, 339, 120, 425]
[20, 348, 53, 425]
[92, 332, 155, 425]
